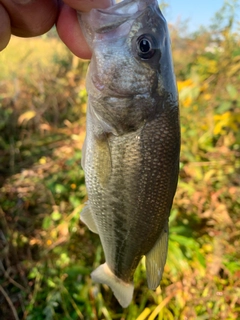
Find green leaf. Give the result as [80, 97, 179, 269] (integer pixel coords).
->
[216, 101, 232, 114]
[170, 234, 199, 249]
[42, 216, 52, 230]
[55, 184, 66, 194]
[69, 195, 81, 208]
[51, 210, 61, 221]
[226, 84, 238, 99]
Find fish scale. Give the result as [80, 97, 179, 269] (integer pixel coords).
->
[79, 0, 180, 308]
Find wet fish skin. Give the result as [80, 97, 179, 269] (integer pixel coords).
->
[79, 0, 180, 308]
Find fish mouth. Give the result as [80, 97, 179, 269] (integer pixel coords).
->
[86, 0, 153, 34]
[91, 75, 134, 98]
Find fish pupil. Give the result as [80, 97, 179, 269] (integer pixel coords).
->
[140, 39, 151, 53]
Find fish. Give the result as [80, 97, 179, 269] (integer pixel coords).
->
[78, 0, 180, 308]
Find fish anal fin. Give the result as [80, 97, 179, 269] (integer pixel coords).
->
[91, 263, 134, 308]
[145, 223, 169, 290]
[80, 204, 98, 234]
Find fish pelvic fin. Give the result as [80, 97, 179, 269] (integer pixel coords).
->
[91, 263, 134, 308]
[145, 222, 169, 290]
[80, 204, 98, 234]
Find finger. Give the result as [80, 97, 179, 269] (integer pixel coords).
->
[57, 0, 114, 59]
[57, 3, 92, 59]
[1, 0, 58, 37]
[0, 4, 11, 50]
[63, 0, 114, 12]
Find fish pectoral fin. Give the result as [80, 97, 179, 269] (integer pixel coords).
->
[89, 100, 118, 136]
[91, 263, 134, 308]
[80, 204, 98, 234]
[145, 223, 169, 290]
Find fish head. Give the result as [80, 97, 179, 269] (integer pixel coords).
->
[79, 0, 178, 133]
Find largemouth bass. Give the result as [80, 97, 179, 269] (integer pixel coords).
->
[79, 0, 180, 308]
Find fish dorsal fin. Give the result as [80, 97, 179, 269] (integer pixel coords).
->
[80, 204, 98, 234]
[145, 222, 169, 290]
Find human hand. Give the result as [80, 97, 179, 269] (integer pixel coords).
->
[0, 0, 59, 51]
[0, 0, 113, 59]
[57, 0, 114, 59]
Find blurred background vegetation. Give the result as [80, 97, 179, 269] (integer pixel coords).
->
[0, 1, 240, 319]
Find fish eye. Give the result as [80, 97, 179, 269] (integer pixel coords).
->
[136, 34, 156, 59]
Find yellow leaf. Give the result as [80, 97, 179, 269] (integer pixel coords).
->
[214, 111, 240, 134]
[183, 96, 192, 108]
[177, 79, 194, 92]
[136, 308, 152, 320]
[18, 110, 36, 125]
[39, 157, 47, 164]
[148, 295, 173, 320]
[203, 93, 211, 101]
[203, 169, 216, 182]
[46, 239, 52, 246]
